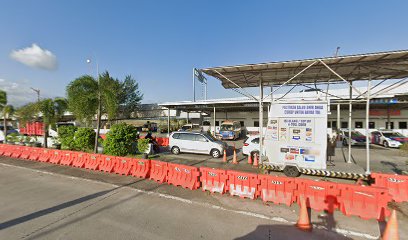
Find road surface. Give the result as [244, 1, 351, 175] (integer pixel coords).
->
[0, 158, 398, 240]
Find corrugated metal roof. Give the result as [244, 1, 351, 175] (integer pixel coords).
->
[201, 50, 408, 88]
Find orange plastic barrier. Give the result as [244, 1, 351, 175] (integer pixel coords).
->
[27, 148, 41, 161]
[2, 145, 15, 157]
[38, 149, 54, 162]
[149, 160, 168, 183]
[258, 175, 297, 206]
[337, 184, 391, 220]
[99, 155, 117, 173]
[227, 170, 260, 199]
[371, 173, 408, 203]
[0, 144, 8, 155]
[72, 153, 89, 168]
[295, 179, 340, 213]
[167, 163, 200, 190]
[59, 151, 76, 166]
[19, 147, 34, 159]
[113, 157, 134, 175]
[84, 154, 102, 170]
[49, 150, 63, 164]
[199, 167, 228, 194]
[131, 159, 151, 178]
[10, 146, 24, 158]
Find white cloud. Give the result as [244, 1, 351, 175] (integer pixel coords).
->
[10, 43, 58, 70]
[0, 79, 37, 107]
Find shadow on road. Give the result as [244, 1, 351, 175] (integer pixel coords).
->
[234, 224, 353, 240]
[0, 177, 158, 232]
[380, 161, 404, 174]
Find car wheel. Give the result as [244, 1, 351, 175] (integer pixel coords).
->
[211, 149, 221, 158]
[283, 166, 301, 177]
[171, 146, 180, 155]
[342, 139, 348, 146]
[383, 141, 389, 148]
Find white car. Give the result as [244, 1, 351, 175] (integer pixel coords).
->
[242, 135, 266, 157]
[340, 130, 367, 146]
[371, 131, 408, 148]
[169, 131, 227, 158]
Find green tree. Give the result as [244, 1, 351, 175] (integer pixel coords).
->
[74, 128, 96, 152]
[117, 75, 143, 118]
[67, 71, 120, 153]
[57, 125, 78, 150]
[15, 102, 39, 126]
[103, 123, 138, 156]
[0, 91, 15, 143]
[38, 98, 68, 148]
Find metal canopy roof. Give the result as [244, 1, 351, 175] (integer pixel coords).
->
[201, 50, 408, 88]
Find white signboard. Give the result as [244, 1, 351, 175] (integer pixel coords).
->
[264, 102, 328, 170]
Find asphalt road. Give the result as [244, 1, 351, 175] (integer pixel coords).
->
[0, 160, 391, 240]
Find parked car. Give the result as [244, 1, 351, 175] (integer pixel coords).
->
[180, 124, 202, 132]
[242, 135, 266, 157]
[340, 130, 366, 146]
[219, 121, 241, 140]
[169, 131, 227, 158]
[371, 130, 408, 148]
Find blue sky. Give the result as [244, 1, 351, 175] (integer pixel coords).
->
[0, 1, 407, 106]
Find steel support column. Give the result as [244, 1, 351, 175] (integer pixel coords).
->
[213, 106, 216, 136]
[167, 108, 170, 137]
[337, 104, 341, 130]
[348, 82, 352, 163]
[259, 78, 264, 161]
[366, 79, 371, 174]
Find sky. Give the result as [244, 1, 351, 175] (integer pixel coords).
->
[0, 1, 407, 107]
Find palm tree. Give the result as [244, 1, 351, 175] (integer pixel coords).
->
[38, 98, 68, 148]
[67, 71, 119, 153]
[0, 90, 14, 143]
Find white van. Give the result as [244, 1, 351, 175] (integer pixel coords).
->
[169, 131, 227, 158]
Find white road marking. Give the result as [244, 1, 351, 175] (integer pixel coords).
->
[0, 162, 379, 239]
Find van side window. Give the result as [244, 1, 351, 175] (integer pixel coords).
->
[195, 135, 207, 142]
[179, 133, 195, 141]
[172, 133, 180, 139]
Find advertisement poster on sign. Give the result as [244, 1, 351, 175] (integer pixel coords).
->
[264, 102, 328, 170]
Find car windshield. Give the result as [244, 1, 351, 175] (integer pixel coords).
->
[220, 124, 234, 131]
[202, 133, 217, 142]
[383, 132, 405, 138]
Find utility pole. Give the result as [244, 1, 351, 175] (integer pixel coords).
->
[30, 87, 40, 102]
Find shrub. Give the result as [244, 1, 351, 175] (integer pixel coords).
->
[137, 138, 150, 154]
[103, 123, 138, 156]
[74, 127, 96, 152]
[58, 125, 78, 150]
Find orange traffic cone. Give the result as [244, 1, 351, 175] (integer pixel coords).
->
[232, 147, 238, 164]
[252, 153, 259, 168]
[296, 197, 312, 231]
[248, 154, 253, 165]
[382, 210, 399, 240]
[223, 149, 227, 163]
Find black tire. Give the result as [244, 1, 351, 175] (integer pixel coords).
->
[283, 166, 301, 177]
[211, 149, 221, 158]
[342, 139, 348, 146]
[383, 141, 389, 148]
[171, 146, 180, 155]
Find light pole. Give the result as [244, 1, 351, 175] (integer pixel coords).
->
[87, 59, 101, 153]
[30, 87, 40, 102]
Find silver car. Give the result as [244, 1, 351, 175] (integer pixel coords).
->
[169, 131, 226, 158]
